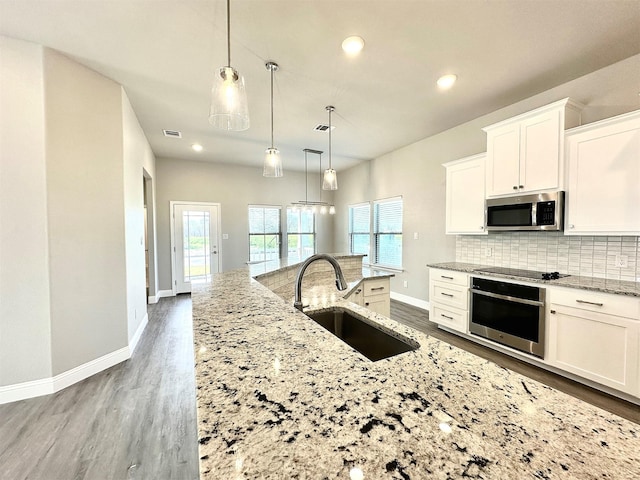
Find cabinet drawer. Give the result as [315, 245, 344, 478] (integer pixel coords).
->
[430, 282, 468, 310]
[363, 278, 390, 297]
[550, 287, 640, 319]
[432, 305, 467, 334]
[430, 268, 468, 287]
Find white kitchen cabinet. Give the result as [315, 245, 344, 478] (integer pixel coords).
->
[548, 287, 640, 396]
[362, 277, 391, 317]
[443, 153, 487, 235]
[347, 277, 391, 317]
[564, 109, 640, 235]
[428, 268, 469, 334]
[483, 98, 583, 197]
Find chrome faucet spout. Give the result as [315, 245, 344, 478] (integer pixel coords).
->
[293, 254, 348, 311]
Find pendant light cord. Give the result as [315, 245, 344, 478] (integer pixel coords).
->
[270, 66, 274, 148]
[226, 0, 231, 67]
[328, 107, 332, 169]
[304, 150, 309, 203]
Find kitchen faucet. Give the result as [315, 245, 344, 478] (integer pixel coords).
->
[294, 254, 348, 311]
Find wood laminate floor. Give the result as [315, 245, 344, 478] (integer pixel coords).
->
[1, 296, 637, 480]
[0, 296, 200, 480]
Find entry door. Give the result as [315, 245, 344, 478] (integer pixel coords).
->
[172, 203, 220, 294]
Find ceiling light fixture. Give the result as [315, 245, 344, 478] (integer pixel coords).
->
[290, 149, 334, 214]
[322, 106, 338, 190]
[437, 74, 457, 90]
[191, 144, 203, 152]
[263, 61, 282, 177]
[342, 36, 365, 55]
[208, 0, 249, 131]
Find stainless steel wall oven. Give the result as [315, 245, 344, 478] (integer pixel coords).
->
[470, 277, 545, 358]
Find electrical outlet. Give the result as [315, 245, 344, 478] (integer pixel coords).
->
[485, 247, 492, 257]
[615, 254, 628, 268]
[413, 232, 419, 240]
[222, 234, 229, 240]
[403, 280, 408, 288]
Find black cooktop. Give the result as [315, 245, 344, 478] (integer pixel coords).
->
[474, 266, 569, 281]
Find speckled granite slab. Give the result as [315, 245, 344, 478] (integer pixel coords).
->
[192, 267, 640, 479]
[429, 262, 640, 297]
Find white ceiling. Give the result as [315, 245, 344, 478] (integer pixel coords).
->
[1, 0, 639, 172]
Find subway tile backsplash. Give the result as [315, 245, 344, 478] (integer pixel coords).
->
[456, 233, 639, 282]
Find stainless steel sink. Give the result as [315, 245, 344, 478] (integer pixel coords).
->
[306, 308, 419, 361]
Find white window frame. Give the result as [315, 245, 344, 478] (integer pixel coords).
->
[373, 196, 403, 270]
[348, 202, 371, 264]
[248, 205, 282, 263]
[286, 207, 316, 260]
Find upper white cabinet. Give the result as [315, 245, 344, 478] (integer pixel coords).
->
[564, 109, 640, 235]
[483, 98, 583, 197]
[443, 153, 487, 235]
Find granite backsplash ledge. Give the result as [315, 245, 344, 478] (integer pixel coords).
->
[456, 232, 639, 282]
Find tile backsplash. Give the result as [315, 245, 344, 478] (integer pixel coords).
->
[456, 233, 639, 282]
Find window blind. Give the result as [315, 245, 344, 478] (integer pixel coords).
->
[374, 198, 402, 268]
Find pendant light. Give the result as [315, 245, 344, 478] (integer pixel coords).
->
[208, 0, 249, 131]
[291, 149, 334, 213]
[263, 62, 282, 177]
[322, 105, 338, 190]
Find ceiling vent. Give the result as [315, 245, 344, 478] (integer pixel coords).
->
[163, 129, 182, 138]
[313, 124, 335, 132]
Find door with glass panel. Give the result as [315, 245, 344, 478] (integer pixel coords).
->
[172, 203, 221, 294]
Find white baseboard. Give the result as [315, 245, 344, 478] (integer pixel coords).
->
[147, 294, 158, 304]
[157, 289, 174, 299]
[0, 346, 130, 405]
[129, 312, 148, 355]
[391, 292, 430, 311]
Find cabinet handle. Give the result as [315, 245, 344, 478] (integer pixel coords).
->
[371, 286, 385, 291]
[480, 226, 484, 230]
[519, 185, 524, 189]
[576, 299, 604, 307]
[440, 293, 454, 297]
[355, 289, 362, 294]
[365, 302, 370, 306]
[513, 186, 518, 190]
[441, 275, 454, 280]
[550, 309, 556, 314]
[441, 314, 454, 320]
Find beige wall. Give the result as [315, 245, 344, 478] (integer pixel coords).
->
[155, 158, 335, 291]
[334, 54, 640, 304]
[122, 89, 155, 341]
[1, 37, 155, 392]
[0, 37, 53, 385]
[44, 49, 129, 375]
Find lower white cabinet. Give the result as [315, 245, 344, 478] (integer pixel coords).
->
[548, 287, 640, 396]
[428, 268, 469, 334]
[347, 277, 391, 317]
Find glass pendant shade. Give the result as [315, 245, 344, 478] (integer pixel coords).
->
[322, 168, 338, 190]
[209, 66, 250, 131]
[329, 205, 336, 215]
[263, 147, 283, 177]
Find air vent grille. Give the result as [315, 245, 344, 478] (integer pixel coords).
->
[314, 124, 335, 132]
[163, 129, 182, 138]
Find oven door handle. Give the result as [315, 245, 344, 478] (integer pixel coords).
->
[471, 289, 544, 307]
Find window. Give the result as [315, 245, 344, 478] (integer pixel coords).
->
[374, 197, 403, 268]
[348, 203, 371, 263]
[286, 207, 315, 260]
[248, 206, 281, 262]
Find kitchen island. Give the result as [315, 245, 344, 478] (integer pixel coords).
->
[192, 260, 639, 479]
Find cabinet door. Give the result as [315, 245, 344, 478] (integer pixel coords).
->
[364, 295, 390, 318]
[519, 110, 562, 192]
[445, 155, 487, 234]
[565, 112, 640, 235]
[548, 307, 639, 395]
[486, 123, 520, 196]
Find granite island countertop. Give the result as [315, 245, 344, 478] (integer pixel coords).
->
[192, 264, 640, 479]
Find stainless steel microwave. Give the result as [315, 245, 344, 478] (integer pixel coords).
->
[485, 191, 564, 231]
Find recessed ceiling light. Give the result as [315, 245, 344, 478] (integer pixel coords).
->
[191, 144, 203, 152]
[437, 74, 457, 90]
[342, 36, 365, 55]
